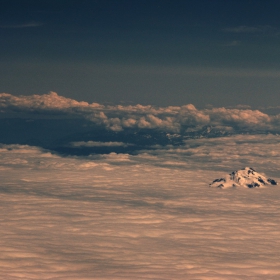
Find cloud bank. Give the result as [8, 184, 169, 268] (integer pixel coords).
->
[1, 92, 280, 134]
[0, 138, 280, 279]
[2, 133, 280, 175]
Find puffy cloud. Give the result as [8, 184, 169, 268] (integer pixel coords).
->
[135, 134, 280, 177]
[0, 91, 87, 109]
[1, 92, 280, 134]
[206, 107, 272, 130]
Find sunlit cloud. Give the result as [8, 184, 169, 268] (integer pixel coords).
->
[1, 92, 280, 134]
[0, 138, 280, 278]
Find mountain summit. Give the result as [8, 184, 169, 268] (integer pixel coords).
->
[209, 167, 277, 188]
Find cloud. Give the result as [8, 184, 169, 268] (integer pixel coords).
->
[206, 107, 272, 131]
[0, 91, 91, 110]
[1, 92, 280, 135]
[0, 138, 280, 279]
[131, 134, 280, 177]
[2, 134, 280, 177]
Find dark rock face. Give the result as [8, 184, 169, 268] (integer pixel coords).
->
[247, 183, 260, 188]
[268, 179, 277, 185]
[212, 178, 225, 183]
[210, 167, 278, 188]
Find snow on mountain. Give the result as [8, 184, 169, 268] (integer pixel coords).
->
[209, 167, 277, 188]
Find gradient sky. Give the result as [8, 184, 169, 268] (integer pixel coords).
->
[1, 0, 280, 107]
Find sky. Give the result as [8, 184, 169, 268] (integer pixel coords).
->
[1, 0, 280, 107]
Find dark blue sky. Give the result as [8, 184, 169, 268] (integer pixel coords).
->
[1, 0, 280, 107]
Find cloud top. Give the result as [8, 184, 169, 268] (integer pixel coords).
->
[1, 92, 280, 134]
[0, 138, 280, 279]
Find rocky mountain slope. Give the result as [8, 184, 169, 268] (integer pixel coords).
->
[210, 167, 277, 188]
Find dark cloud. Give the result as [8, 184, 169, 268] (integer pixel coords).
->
[70, 141, 132, 147]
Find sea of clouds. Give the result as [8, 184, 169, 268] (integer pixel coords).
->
[1, 137, 280, 279]
[1, 92, 280, 279]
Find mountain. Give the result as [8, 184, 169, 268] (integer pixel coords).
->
[209, 167, 277, 188]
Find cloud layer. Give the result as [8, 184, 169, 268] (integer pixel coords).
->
[0, 138, 280, 279]
[1, 92, 280, 134]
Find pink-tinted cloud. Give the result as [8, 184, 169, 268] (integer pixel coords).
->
[1, 92, 280, 133]
[0, 137, 280, 279]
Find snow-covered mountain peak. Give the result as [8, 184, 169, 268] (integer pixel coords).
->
[210, 167, 277, 188]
